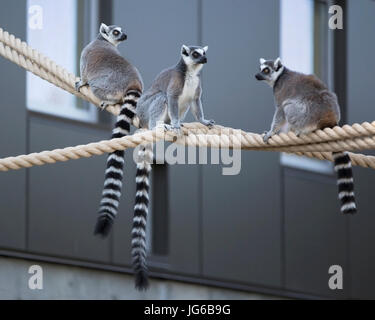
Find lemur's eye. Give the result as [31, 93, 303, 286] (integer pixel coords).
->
[113, 30, 120, 36]
[263, 68, 270, 74]
[192, 52, 200, 58]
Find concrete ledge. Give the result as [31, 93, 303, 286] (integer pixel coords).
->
[0, 256, 281, 300]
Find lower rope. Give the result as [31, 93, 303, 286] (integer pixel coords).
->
[1, 125, 375, 171]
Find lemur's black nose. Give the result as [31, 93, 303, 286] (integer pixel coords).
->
[120, 34, 127, 41]
[201, 57, 207, 64]
[255, 73, 263, 80]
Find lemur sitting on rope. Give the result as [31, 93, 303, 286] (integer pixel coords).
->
[75, 24, 143, 238]
[255, 57, 357, 215]
[132, 45, 214, 290]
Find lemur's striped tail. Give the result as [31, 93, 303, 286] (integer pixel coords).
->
[333, 151, 357, 214]
[94, 90, 141, 237]
[132, 144, 153, 290]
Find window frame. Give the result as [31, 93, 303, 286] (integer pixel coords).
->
[26, 0, 114, 127]
[279, 0, 345, 175]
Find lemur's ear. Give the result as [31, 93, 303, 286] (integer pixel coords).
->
[100, 23, 109, 34]
[274, 57, 282, 70]
[181, 45, 190, 56]
[203, 46, 208, 52]
[260, 58, 266, 65]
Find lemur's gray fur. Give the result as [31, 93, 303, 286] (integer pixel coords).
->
[131, 45, 214, 291]
[256, 57, 340, 141]
[76, 24, 144, 251]
[136, 45, 214, 131]
[76, 23, 143, 109]
[255, 57, 356, 215]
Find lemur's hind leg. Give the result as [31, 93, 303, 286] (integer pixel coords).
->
[75, 80, 116, 112]
[148, 94, 168, 130]
[292, 125, 318, 137]
[284, 99, 318, 136]
[90, 86, 123, 110]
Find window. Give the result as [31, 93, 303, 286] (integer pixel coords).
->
[280, 0, 333, 174]
[280, 0, 314, 75]
[26, 0, 97, 122]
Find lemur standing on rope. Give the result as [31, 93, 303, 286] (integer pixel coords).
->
[255, 57, 357, 214]
[132, 45, 215, 290]
[75, 23, 143, 236]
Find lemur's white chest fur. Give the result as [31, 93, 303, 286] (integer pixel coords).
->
[178, 69, 200, 117]
[178, 66, 201, 108]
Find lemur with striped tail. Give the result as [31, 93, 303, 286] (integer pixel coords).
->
[76, 23, 143, 237]
[133, 44, 214, 290]
[255, 57, 357, 214]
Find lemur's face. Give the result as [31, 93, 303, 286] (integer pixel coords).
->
[181, 45, 208, 66]
[100, 23, 127, 46]
[255, 58, 284, 87]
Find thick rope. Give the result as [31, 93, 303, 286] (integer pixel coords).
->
[1, 126, 375, 171]
[1, 27, 375, 171]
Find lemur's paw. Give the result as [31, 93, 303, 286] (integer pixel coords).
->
[166, 124, 182, 135]
[100, 101, 110, 110]
[75, 80, 88, 93]
[171, 126, 182, 135]
[201, 119, 215, 127]
[262, 131, 272, 143]
[161, 124, 172, 131]
[75, 81, 82, 92]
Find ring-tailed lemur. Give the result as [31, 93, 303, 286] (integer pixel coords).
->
[132, 44, 215, 290]
[137, 45, 214, 130]
[255, 57, 356, 214]
[76, 23, 143, 237]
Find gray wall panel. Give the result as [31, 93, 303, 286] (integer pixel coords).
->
[0, 0, 27, 250]
[348, 168, 375, 299]
[347, 0, 375, 299]
[201, 0, 282, 287]
[167, 158, 201, 275]
[347, 0, 375, 124]
[28, 116, 110, 262]
[284, 170, 348, 298]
